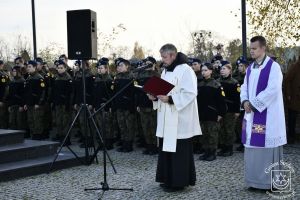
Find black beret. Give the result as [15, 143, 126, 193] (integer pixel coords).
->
[144, 56, 156, 64]
[35, 57, 43, 64]
[221, 60, 230, 67]
[27, 60, 37, 66]
[12, 65, 21, 71]
[202, 62, 213, 70]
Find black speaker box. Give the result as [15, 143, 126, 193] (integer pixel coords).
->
[67, 9, 97, 60]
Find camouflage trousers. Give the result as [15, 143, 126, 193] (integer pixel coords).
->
[139, 108, 157, 146]
[43, 103, 52, 132]
[8, 105, 27, 130]
[116, 110, 135, 142]
[235, 112, 244, 143]
[94, 110, 114, 139]
[219, 113, 237, 146]
[54, 105, 71, 137]
[78, 108, 93, 138]
[0, 104, 8, 128]
[200, 121, 220, 150]
[27, 105, 44, 136]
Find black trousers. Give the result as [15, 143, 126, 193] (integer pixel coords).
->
[156, 137, 196, 188]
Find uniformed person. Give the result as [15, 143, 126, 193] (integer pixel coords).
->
[211, 55, 223, 79]
[232, 56, 247, 85]
[93, 58, 114, 150]
[217, 61, 241, 156]
[197, 63, 227, 161]
[73, 60, 95, 148]
[113, 58, 135, 152]
[232, 56, 248, 152]
[7, 66, 26, 130]
[36, 57, 52, 138]
[50, 60, 73, 145]
[0, 60, 9, 128]
[59, 54, 74, 77]
[135, 56, 160, 155]
[24, 60, 46, 140]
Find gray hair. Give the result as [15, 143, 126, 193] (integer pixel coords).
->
[159, 43, 177, 54]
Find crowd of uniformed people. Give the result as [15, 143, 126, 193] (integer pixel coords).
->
[0, 53, 249, 160]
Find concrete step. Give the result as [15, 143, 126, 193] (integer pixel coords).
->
[0, 151, 86, 182]
[0, 140, 60, 164]
[0, 129, 24, 146]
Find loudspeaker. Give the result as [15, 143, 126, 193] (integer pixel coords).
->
[67, 9, 97, 60]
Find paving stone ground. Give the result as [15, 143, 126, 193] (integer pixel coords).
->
[0, 144, 299, 200]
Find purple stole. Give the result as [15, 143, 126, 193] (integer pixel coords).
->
[241, 59, 273, 147]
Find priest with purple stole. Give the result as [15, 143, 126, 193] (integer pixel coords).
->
[240, 36, 287, 190]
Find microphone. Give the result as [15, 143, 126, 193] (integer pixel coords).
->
[133, 63, 153, 72]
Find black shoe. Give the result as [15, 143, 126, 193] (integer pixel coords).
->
[148, 145, 159, 155]
[199, 151, 208, 160]
[142, 148, 150, 155]
[236, 144, 244, 152]
[116, 140, 123, 146]
[52, 134, 60, 141]
[105, 139, 114, 150]
[79, 137, 94, 148]
[218, 145, 233, 157]
[117, 141, 133, 152]
[204, 149, 216, 161]
[60, 136, 71, 146]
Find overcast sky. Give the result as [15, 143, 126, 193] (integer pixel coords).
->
[0, 0, 243, 58]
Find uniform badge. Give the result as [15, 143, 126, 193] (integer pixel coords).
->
[40, 82, 45, 87]
[221, 90, 226, 97]
[134, 81, 138, 86]
[1, 78, 6, 83]
[111, 85, 114, 90]
[237, 87, 241, 92]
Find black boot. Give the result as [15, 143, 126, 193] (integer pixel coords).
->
[236, 144, 244, 152]
[142, 144, 151, 155]
[117, 141, 133, 152]
[204, 149, 216, 161]
[79, 137, 94, 148]
[148, 144, 159, 155]
[105, 139, 114, 150]
[217, 145, 226, 156]
[199, 149, 209, 160]
[61, 136, 71, 146]
[222, 145, 233, 157]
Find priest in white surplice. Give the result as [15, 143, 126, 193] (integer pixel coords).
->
[148, 44, 201, 192]
[240, 36, 287, 190]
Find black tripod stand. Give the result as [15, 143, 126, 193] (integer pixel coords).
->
[49, 60, 113, 171]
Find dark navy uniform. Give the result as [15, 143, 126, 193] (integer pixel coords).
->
[135, 69, 160, 155]
[51, 72, 73, 144]
[217, 76, 241, 156]
[197, 78, 227, 161]
[113, 71, 135, 152]
[73, 68, 95, 147]
[24, 72, 46, 139]
[7, 69, 26, 130]
[93, 73, 114, 149]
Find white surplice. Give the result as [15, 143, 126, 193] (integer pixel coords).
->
[153, 63, 201, 152]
